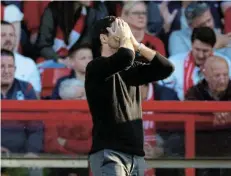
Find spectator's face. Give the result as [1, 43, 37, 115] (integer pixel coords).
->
[192, 39, 213, 67]
[205, 61, 229, 94]
[124, 2, 147, 30]
[191, 10, 214, 29]
[70, 48, 93, 73]
[1, 24, 16, 51]
[1, 55, 15, 86]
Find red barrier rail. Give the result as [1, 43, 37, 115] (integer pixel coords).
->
[2, 100, 231, 176]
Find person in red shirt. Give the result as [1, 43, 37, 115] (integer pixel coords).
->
[121, 1, 166, 56]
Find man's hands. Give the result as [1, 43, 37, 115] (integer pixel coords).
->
[213, 112, 231, 126]
[106, 18, 131, 41]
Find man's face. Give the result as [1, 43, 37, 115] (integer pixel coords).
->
[1, 55, 15, 86]
[191, 10, 214, 29]
[192, 39, 213, 67]
[205, 61, 229, 93]
[124, 2, 147, 30]
[70, 48, 93, 73]
[1, 24, 16, 51]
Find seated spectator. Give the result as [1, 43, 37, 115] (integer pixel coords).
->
[185, 56, 231, 176]
[0, 3, 23, 52]
[36, 1, 107, 68]
[222, 1, 231, 34]
[121, 1, 166, 56]
[169, 2, 231, 59]
[1, 21, 41, 97]
[51, 44, 93, 99]
[1, 49, 43, 155]
[59, 78, 85, 100]
[161, 27, 231, 100]
[141, 82, 179, 101]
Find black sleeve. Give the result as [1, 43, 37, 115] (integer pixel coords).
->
[124, 52, 174, 86]
[86, 47, 135, 80]
[36, 7, 59, 61]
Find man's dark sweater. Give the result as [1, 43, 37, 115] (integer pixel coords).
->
[85, 48, 174, 156]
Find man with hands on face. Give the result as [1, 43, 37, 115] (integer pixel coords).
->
[85, 16, 174, 176]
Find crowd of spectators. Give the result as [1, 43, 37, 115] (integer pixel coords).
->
[1, 1, 231, 176]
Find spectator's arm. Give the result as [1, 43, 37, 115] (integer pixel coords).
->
[124, 52, 174, 85]
[168, 31, 190, 56]
[27, 60, 41, 98]
[44, 123, 68, 153]
[86, 47, 135, 80]
[36, 7, 59, 61]
[12, 21, 21, 52]
[26, 121, 44, 153]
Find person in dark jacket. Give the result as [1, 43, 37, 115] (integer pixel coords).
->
[36, 1, 107, 68]
[185, 55, 231, 176]
[85, 16, 174, 176]
[1, 49, 43, 155]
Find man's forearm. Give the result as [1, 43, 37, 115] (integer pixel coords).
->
[136, 43, 157, 61]
[120, 38, 135, 54]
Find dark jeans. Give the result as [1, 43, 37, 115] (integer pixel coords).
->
[89, 149, 146, 176]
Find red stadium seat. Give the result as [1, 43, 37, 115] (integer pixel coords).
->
[41, 68, 71, 97]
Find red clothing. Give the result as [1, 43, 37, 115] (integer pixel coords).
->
[142, 33, 166, 56]
[224, 7, 231, 34]
[44, 112, 92, 154]
[23, 1, 50, 34]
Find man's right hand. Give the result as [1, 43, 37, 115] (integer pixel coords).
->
[106, 18, 131, 41]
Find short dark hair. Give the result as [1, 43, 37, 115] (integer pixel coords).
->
[91, 16, 116, 58]
[68, 43, 92, 58]
[191, 27, 216, 47]
[1, 49, 15, 61]
[185, 2, 210, 25]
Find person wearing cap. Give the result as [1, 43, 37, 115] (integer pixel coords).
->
[85, 16, 174, 176]
[169, 2, 231, 59]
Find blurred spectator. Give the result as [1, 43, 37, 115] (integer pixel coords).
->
[0, 3, 23, 52]
[45, 78, 92, 176]
[186, 55, 230, 102]
[185, 56, 231, 176]
[36, 1, 107, 68]
[121, 1, 166, 56]
[161, 27, 231, 100]
[23, 1, 50, 44]
[169, 2, 231, 59]
[141, 82, 179, 101]
[1, 49, 43, 155]
[51, 44, 92, 99]
[1, 21, 41, 97]
[222, 1, 231, 34]
[59, 78, 85, 100]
